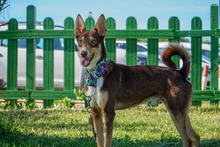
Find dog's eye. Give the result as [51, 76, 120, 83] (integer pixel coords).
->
[78, 39, 83, 46]
[78, 39, 83, 44]
[91, 40, 97, 46]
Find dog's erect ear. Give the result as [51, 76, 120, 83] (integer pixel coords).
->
[75, 14, 86, 37]
[94, 14, 106, 37]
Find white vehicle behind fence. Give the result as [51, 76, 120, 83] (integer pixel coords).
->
[0, 22, 85, 89]
[0, 23, 130, 89]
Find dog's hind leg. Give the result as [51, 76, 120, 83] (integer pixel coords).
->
[164, 96, 200, 147]
[165, 105, 193, 147]
[91, 107, 104, 147]
[186, 115, 200, 147]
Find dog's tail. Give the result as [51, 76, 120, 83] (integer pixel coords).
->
[161, 43, 190, 79]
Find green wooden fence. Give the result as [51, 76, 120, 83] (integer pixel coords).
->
[0, 4, 220, 107]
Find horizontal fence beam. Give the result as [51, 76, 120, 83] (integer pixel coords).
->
[0, 30, 75, 39]
[107, 30, 173, 39]
[176, 30, 216, 37]
[0, 90, 29, 99]
[0, 90, 75, 100]
[0, 29, 218, 39]
[30, 91, 75, 100]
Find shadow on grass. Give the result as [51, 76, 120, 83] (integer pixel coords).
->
[1, 130, 219, 147]
[0, 131, 96, 147]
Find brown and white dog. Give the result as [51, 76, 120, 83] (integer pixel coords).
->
[75, 14, 200, 147]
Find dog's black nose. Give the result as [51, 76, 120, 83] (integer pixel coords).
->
[81, 50, 87, 57]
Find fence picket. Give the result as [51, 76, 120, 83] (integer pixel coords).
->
[5, 18, 19, 107]
[210, 4, 219, 105]
[7, 19, 18, 90]
[26, 5, 36, 106]
[191, 17, 202, 106]
[147, 17, 158, 66]
[64, 17, 75, 90]
[85, 17, 95, 30]
[26, 5, 36, 90]
[126, 17, 137, 66]
[106, 17, 116, 62]
[43, 17, 54, 108]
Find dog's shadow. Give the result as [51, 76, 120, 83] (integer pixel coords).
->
[113, 139, 219, 147]
[1, 130, 219, 147]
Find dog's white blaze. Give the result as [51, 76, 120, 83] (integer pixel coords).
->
[89, 77, 108, 109]
[97, 77, 108, 109]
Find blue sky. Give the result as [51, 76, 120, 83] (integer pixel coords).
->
[2, 0, 219, 30]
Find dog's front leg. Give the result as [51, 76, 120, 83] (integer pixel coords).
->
[91, 107, 104, 147]
[103, 110, 116, 147]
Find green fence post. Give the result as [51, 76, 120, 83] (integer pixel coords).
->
[85, 17, 95, 30]
[106, 17, 116, 62]
[126, 17, 137, 66]
[191, 17, 202, 106]
[7, 19, 18, 90]
[210, 4, 219, 105]
[26, 5, 36, 105]
[147, 17, 159, 66]
[6, 19, 18, 106]
[64, 17, 75, 91]
[168, 17, 180, 68]
[43, 18, 54, 108]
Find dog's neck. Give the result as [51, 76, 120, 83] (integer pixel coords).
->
[85, 60, 108, 87]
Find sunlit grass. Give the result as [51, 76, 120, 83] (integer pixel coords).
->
[0, 104, 220, 147]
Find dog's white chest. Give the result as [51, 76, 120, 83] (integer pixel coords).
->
[86, 77, 108, 109]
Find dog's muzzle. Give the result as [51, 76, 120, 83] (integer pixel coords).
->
[80, 49, 94, 67]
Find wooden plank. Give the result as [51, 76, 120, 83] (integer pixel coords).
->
[191, 17, 202, 90]
[210, 4, 219, 90]
[0, 29, 217, 39]
[85, 17, 95, 30]
[0, 30, 74, 39]
[193, 90, 215, 95]
[191, 17, 202, 106]
[43, 17, 54, 107]
[175, 30, 214, 37]
[0, 30, 174, 39]
[7, 19, 18, 90]
[106, 17, 116, 61]
[108, 30, 174, 39]
[26, 5, 36, 90]
[192, 96, 215, 101]
[126, 17, 137, 66]
[64, 17, 75, 90]
[43, 18, 54, 90]
[26, 5, 36, 105]
[210, 4, 219, 105]
[30, 90, 76, 100]
[0, 90, 29, 99]
[147, 17, 158, 66]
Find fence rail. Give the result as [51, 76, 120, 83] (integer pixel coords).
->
[0, 4, 219, 107]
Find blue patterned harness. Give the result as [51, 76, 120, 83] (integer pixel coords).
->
[85, 60, 109, 87]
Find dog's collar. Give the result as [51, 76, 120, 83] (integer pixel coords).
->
[85, 60, 109, 87]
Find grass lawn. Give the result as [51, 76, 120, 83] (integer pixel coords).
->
[0, 104, 220, 147]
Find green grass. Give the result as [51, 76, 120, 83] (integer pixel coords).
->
[0, 105, 220, 147]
